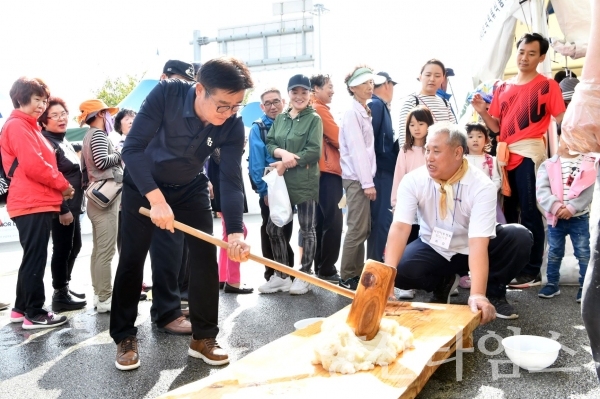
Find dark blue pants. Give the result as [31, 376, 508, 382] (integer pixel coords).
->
[503, 157, 545, 275]
[367, 169, 394, 262]
[13, 212, 53, 318]
[111, 173, 219, 344]
[50, 213, 82, 289]
[314, 172, 343, 276]
[547, 214, 590, 286]
[395, 224, 532, 298]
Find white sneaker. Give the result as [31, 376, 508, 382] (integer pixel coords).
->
[397, 289, 416, 299]
[97, 297, 112, 313]
[289, 278, 310, 295]
[258, 275, 293, 294]
[93, 295, 99, 308]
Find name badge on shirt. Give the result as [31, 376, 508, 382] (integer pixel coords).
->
[431, 227, 453, 250]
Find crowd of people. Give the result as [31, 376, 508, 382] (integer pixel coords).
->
[0, 30, 596, 373]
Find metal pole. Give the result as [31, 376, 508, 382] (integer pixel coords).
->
[318, 10, 322, 70]
[313, 4, 328, 71]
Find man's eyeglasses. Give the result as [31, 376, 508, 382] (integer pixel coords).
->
[207, 93, 244, 114]
[263, 99, 281, 108]
[48, 111, 69, 121]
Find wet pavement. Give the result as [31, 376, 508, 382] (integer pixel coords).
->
[0, 214, 599, 398]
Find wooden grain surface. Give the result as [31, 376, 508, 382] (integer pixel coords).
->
[158, 302, 480, 399]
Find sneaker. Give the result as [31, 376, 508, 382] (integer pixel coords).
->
[508, 272, 542, 288]
[115, 336, 140, 371]
[577, 288, 582, 303]
[459, 275, 471, 289]
[430, 274, 460, 304]
[52, 287, 87, 312]
[188, 336, 229, 366]
[258, 275, 293, 294]
[489, 296, 518, 319]
[538, 283, 560, 299]
[139, 292, 147, 301]
[10, 308, 25, 323]
[339, 276, 360, 291]
[317, 272, 341, 283]
[397, 289, 415, 299]
[289, 278, 310, 295]
[451, 288, 459, 296]
[22, 312, 68, 330]
[97, 297, 112, 313]
[0, 302, 10, 311]
[142, 282, 152, 292]
[93, 295, 99, 308]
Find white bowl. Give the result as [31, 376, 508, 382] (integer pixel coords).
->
[502, 335, 561, 371]
[294, 317, 325, 330]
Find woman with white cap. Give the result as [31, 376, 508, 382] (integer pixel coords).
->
[78, 99, 123, 313]
[338, 66, 386, 290]
[258, 74, 323, 296]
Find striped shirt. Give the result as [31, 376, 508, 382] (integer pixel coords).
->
[560, 155, 587, 215]
[90, 129, 121, 170]
[397, 93, 456, 147]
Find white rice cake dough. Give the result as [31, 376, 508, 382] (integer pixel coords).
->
[312, 318, 414, 375]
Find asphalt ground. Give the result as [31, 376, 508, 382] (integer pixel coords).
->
[0, 214, 599, 399]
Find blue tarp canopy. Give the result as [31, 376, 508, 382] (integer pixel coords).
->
[118, 79, 159, 112]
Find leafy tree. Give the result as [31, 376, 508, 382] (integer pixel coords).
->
[94, 74, 142, 107]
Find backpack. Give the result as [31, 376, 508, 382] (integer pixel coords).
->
[0, 151, 18, 206]
[247, 119, 270, 193]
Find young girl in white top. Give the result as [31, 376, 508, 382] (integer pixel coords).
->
[465, 122, 505, 224]
[390, 105, 434, 299]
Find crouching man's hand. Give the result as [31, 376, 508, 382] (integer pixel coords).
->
[468, 294, 496, 324]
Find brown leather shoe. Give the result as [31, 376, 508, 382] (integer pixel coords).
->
[158, 315, 192, 335]
[115, 336, 140, 371]
[181, 307, 189, 317]
[188, 336, 229, 365]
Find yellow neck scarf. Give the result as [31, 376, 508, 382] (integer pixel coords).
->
[434, 158, 469, 220]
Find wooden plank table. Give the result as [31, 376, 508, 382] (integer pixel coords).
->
[159, 302, 480, 399]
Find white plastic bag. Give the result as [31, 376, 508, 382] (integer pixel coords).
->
[561, 79, 600, 154]
[262, 170, 293, 227]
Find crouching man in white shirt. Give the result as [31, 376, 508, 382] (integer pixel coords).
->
[384, 122, 532, 323]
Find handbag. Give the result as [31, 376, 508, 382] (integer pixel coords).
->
[262, 168, 293, 227]
[85, 178, 122, 208]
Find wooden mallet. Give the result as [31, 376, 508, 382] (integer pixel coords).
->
[139, 207, 396, 340]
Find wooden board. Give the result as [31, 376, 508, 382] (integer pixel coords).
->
[158, 302, 480, 399]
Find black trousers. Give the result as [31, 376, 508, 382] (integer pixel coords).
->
[50, 213, 82, 290]
[110, 173, 219, 344]
[314, 172, 343, 276]
[395, 224, 532, 298]
[259, 196, 294, 280]
[367, 169, 394, 262]
[504, 158, 545, 275]
[13, 212, 53, 317]
[149, 227, 185, 326]
[583, 176, 600, 381]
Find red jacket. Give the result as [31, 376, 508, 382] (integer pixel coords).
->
[0, 109, 70, 218]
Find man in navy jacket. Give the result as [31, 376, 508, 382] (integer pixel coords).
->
[367, 72, 398, 262]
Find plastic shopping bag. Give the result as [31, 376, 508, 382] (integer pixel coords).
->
[262, 169, 293, 227]
[561, 79, 600, 154]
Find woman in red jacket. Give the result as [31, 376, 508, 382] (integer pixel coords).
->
[0, 77, 74, 329]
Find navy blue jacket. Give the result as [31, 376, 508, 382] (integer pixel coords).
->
[122, 79, 245, 234]
[368, 94, 397, 173]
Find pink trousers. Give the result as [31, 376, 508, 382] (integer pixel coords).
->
[219, 215, 248, 284]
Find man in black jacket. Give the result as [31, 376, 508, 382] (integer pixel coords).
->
[367, 72, 397, 262]
[110, 57, 253, 371]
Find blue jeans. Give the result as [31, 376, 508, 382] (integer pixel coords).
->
[547, 214, 590, 286]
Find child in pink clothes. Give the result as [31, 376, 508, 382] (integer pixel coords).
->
[219, 214, 251, 294]
[390, 105, 433, 299]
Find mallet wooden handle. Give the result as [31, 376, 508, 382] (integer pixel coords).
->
[139, 207, 356, 300]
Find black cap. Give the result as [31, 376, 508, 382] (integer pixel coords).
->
[376, 71, 396, 86]
[287, 74, 311, 91]
[445, 68, 455, 77]
[163, 60, 195, 82]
